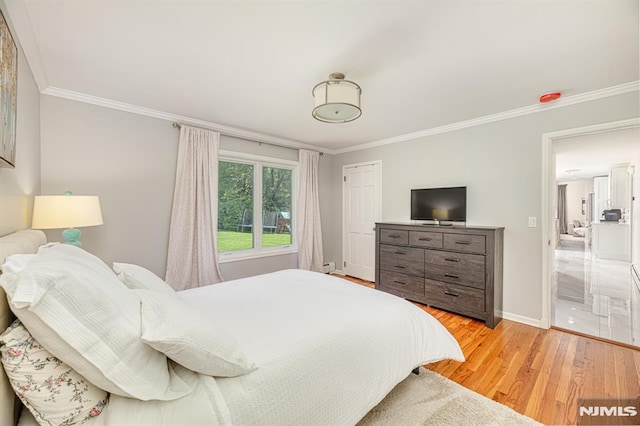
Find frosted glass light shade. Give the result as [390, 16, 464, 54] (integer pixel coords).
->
[312, 73, 362, 123]
[32, 195, 103, 229]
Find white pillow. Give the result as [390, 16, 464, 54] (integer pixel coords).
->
[113, 262, 175, 295]
[0, 243, 191, 401]
[0, 319, 108, 425]
[137, 289, 256, 377]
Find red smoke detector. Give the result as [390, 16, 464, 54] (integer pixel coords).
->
[539, 92, 561, 103]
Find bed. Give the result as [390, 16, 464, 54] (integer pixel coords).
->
[0, 229, 464, 426]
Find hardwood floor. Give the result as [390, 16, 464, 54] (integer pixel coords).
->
[339, 274, 640, 425]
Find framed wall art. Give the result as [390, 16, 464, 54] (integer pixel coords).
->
[0, 9, 17, 168]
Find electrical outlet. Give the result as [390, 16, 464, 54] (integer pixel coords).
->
[528, 217, 537, 228]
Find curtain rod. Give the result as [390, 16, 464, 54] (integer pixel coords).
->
[172, 122, 323, 156]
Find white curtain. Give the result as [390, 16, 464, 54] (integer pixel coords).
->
[165, 125, 224, 290]
[297, 149, 324, 272]
[558, 184, 568, 234]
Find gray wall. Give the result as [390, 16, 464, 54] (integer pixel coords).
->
[634, 151, 640, 266]
[0, 1, 41, 236]
[325, 92, 639, 325]
[36, 81, 638, 324]
[3, 0, 637, 325]
[40, 96, 178, 275]
[40, 96, 334, 280]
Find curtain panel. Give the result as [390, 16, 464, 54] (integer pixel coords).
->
[557, 184, 568, 235]
[165, 125, 224, 290]
[297, 150, 324, 272]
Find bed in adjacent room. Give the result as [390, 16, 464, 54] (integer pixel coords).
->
[0, 229, 464, 426]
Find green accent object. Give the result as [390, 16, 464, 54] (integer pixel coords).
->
[61, 191, 82, 246]
[61, 227, 83, 247]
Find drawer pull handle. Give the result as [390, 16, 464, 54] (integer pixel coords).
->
[444, 257, 461, 262]
[394, 265, 406, 269]
[394, 280, 406, 285]
[444, 273, 459, 279]
[388, 234, 401, 238]
[444, 290, 459, 297]
[394, 250, 407, 255]
[418, 237, 432, 241]
[455, 240, 471, 245]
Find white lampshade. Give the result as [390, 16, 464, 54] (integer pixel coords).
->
[32, 195, 103, 229]
[312, 72, 362, 123]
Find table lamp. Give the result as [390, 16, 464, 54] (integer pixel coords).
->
[32, 191, 103, 247]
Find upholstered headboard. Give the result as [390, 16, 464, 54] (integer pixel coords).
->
[0, 230, 47, 426]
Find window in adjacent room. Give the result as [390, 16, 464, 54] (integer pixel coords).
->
[217, 153, 296, 259]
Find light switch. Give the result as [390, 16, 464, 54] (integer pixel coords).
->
[528, 217, 537, 228]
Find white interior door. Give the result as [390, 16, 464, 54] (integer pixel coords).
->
[343, 162, 381, 281]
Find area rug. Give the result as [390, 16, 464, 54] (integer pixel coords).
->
[358, 368, 541, 426]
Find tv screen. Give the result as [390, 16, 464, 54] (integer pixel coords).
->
[411, 187, 467, 222]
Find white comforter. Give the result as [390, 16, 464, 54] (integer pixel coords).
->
[180, 270, 464, 425]
[19, 269, 464, 426]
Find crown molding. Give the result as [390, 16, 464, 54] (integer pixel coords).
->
[42, 80, 638, 157]
[2, 0, 49, 91]
[41, 87, 332, 154]
[334, 80, 640, 154]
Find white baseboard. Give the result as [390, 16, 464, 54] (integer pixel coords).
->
[329, 274, 546, 329]
[502, 311, 545, 329]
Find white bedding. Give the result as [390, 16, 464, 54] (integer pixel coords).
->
[180, 269, 464, 425]
[17, 269, 464, 426]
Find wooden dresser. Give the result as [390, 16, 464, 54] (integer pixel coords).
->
[375, 222, 504, 328]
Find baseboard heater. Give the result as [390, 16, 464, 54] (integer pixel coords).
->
[323, 261, 336, 274]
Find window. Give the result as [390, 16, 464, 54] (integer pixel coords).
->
[217, 153, 296, 259]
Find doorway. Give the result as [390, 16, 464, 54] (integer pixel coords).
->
[342, 161, 382, 281]
[542, 119, 640, 346]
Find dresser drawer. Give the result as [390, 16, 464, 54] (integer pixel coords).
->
[380, 229, 409, 245]
[443, 234, 486, 254]
[424, 279, 485, 318]
[424, 250, 484, 272]
[409, 231, 443, 248]
[379, 270, 424, 298]
[379, 244, 425, 277]
[424, 259, 484, 289]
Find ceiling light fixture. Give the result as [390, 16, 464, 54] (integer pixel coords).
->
[312, 72, 362, 123]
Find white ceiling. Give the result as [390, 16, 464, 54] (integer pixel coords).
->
[554, 126, 640, 181]
[5, 0, 639, 153]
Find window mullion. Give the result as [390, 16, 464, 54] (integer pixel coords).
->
[254, 163, 263, 250]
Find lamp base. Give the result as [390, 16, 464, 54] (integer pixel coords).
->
[61, 228, 82, 247]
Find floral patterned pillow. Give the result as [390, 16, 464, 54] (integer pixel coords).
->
[0, 320, 108, 425]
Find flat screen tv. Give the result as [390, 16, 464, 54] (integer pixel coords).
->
[411, 186, 467, 222]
